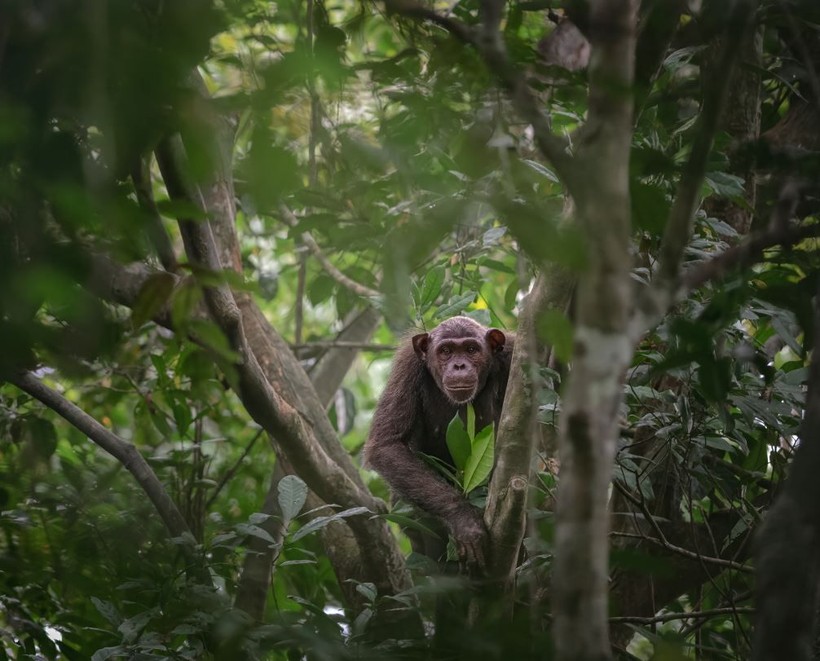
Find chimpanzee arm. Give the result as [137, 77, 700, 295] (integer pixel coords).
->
[364, 342, 487, 569]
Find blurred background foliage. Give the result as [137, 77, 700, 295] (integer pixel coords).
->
[0, 0, 819, 659]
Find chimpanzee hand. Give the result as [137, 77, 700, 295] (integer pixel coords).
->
[447, 505, 488, 575]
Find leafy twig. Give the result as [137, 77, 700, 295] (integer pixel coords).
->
[279, 204, 381, 300]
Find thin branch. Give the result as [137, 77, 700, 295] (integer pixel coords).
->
[683, 183, 813, 292]
[292, 340, 395, 352]
[611, 531, 753, 573]
[131, 155, 177, 271]
[279, 204, 381, 300]
[10, 372, 193, 542]
[655, 0, 757, 287]
[613, 480, 753, 573]
[383, 0, 473, 44]
[610, 606, 755, 625]
[382, 0, 575, 186]
[205, 428, 265, 510]
[155, 134, 385, 523]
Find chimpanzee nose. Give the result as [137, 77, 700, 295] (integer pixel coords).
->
[453, 361, 466, 370]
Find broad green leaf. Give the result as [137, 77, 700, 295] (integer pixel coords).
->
[188, 319, 240, 362]
[170, 279, 203, 330]
[482, 226, 507, 246]
[91, 597, 122, 627]
[465, 308, 491, 327]
[27, 417, 58, 461]
[463, 424, 495, 494]
[132, 272, 175, 328]
[466, 403, 475, 440]
[703, 171, 745, 199]
[278, 474, 308, 521]
[434, 292, 476, 319]
[355, 582, 377, 603]
[522, 159, 558, 183]
[290, 506, 371, 541]
[236, 523, 278, 545]
[698, 357, 732, 402]
[91, 647, 127, 661]
[420, 266, 446, 309]
[537, 309, 574, 364]
[382, 512, 443, 538]
[446, 413, 470, 472]
[118, 609, 157, 644]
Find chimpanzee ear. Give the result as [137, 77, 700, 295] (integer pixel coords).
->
[412, 333, 430, 357]
[486, 328, 506, 354]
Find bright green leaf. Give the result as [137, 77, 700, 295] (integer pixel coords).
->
[278, 474, 308, 521]
[463, 424, 494, 494]
[446, 413, 470, 472]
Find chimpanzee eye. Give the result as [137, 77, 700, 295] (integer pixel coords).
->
[440, 346, 452, 356]
[466, 346, 477, 354]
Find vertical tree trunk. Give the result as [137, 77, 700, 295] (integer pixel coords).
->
[551, 2, 638, 658]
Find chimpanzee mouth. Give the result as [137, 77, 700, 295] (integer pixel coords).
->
[446, 386, 476, 403]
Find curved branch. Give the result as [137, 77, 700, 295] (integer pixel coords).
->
[610, 606, 754, 625]
[155, 133, 413, 601]
[279, 205, 381, 300]
[682, 182, 812, 292]
[382, 0, 575, 186]
[655, 0, 757, 288]
[10, 372, 193, 543]
[485, 266, 575, 584]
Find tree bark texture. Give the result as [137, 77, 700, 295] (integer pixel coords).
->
[551, 2, 638, 659]
[752, 276, 820, 661]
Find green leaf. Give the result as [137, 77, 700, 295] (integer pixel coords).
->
[537, 309, 574, 364]
[522, 159, 558, 183]
[434, 292, 476, 319]
[91, 647, 127, 661]
[419, 266, 445, 309]
[631, 181, 670, 235]
[91, 597, 122, 627]
[465, 308, 491, 327]
[27, 417, 58, 461]
[278, 474, 308, 521]
[187, 319, 240, 362]
[290, 506, 371, 541]
[698, 357, 732, 402]
[118, 609, 157, 644]
[236, 523, 278, 545]
[482, 226, 507, 246]
[170, 279, 203, 330]
[463, 424, 495, 494]
[703, 171, 745, 199]
[466, 403, 475, 440]
[446, 413, 470, 472]
[155, 199, 208, 221]
[132, 272, 176, 328]
[355, 582, 377, 603]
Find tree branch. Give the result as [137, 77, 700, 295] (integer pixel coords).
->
[279, 205, 381, 300]
[655, 0, 757, 289]
[382, 0, 576, 186]
[154, 131, 414, 603]
[485, 267, 574, 585]
[131, 155, 177, 272]
[610, 606, 754, 625]
[683, 184, 814, 292]
[292, 339, 394, 352]
[10, 372, 194, 544]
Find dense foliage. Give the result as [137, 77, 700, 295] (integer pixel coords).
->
[1, 1, 819, 659]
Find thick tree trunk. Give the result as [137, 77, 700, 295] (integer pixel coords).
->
[551, 2, 638, 658]
[752, 277, 820, 661]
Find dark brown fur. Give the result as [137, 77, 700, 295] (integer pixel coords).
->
[364, 316, 513, 570]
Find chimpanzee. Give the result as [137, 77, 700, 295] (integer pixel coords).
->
[364, 315, 513, 571]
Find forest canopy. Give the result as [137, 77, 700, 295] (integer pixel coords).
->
[1, 1, 819, 659]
